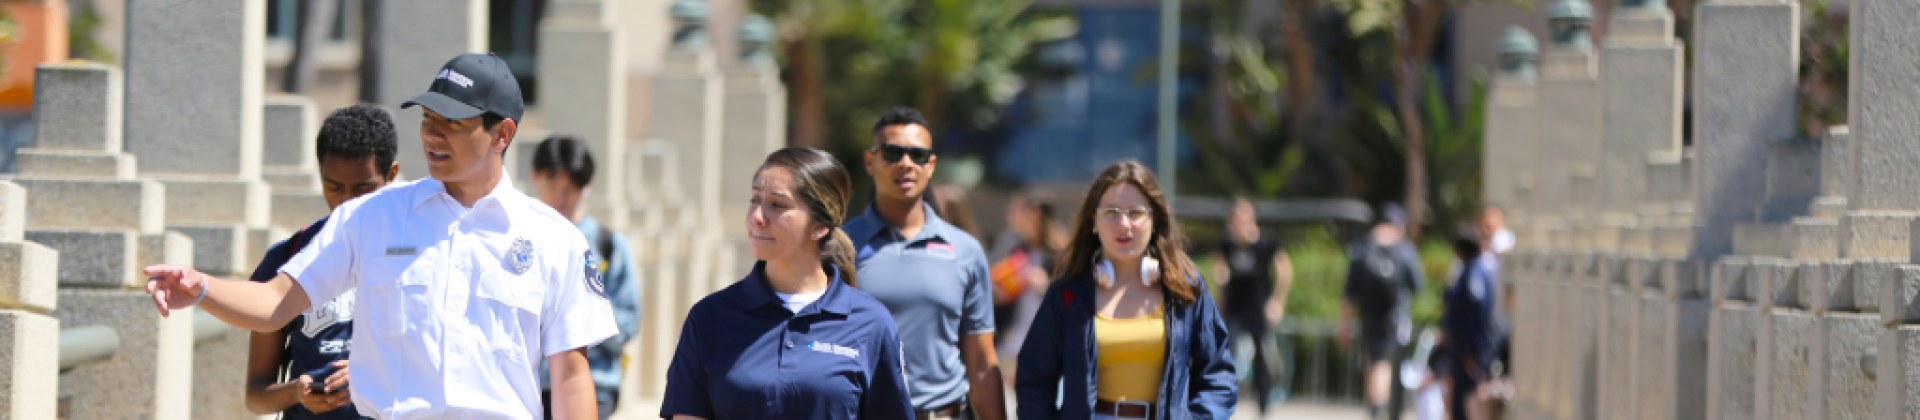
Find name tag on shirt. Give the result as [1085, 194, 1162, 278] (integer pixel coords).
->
[385, 246, 418, 256]
[921, 241, 955, 259]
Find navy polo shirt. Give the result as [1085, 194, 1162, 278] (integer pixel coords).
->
[661, 263, 914, 419]
[248, 217, 361, 420]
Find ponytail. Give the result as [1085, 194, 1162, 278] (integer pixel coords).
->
[823, 227, 859, 287]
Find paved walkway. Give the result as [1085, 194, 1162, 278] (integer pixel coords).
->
[618, 395, 1376, 419]
[1237, 400, 1372, 420]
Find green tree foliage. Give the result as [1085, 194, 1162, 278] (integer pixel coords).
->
[750, 0, 1073, 183]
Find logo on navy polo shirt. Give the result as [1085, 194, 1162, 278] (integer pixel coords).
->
[301, 290, 355, 338]
[922, 240, 955, 259]
[807, 341, 860, 359]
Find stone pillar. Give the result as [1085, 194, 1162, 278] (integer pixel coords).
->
[1566, 254, 1601, 420]
[1537, 0, 1601, 252]
[633, 225, 681, 402]
[1638, 258, 1711, 420]
[1835, 0, 1920, 255]
[1689, 0, 1799, 259]
[1507, 253, 1542, 416]
[651, 1, 725, 220]
[718, 14, 785, 240]
[123, 0, 271, 280]
[18, 63, 189, 284]
[1853, 0, 1920, 264]
[0, 179, 59, 420]
[370, 0, 488, 180]
[1762, 140, 1822, 221]
[1811, 126, 1851, 218]
[122, 4, 269, 416]
[1849, 0, 1920, 213]
[538, 0, 630, 230]
[1818, 261, 1880, 418]
[1877, 264, 1920, 418]
[1485, 27, 1540, 246]
[54, 289, 194, 419]
[1646, 151, 1697, 259]
[261, 95, 328, 234]
[1596, 256, 1642, 419]
[21, 62, 198, 419]
[1766, 262, 1817, 419]
[1599, 0, 1683, 252]
[1543, 254, 1574, 418]
[1709, 257, 1778, 420]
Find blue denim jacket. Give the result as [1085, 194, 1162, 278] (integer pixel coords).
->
[1015, 273, 1238, 419]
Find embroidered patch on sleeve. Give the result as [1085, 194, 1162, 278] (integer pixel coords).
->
[585, 250, 606, 298]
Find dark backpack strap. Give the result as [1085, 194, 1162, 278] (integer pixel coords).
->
[596, 226, 616, 275]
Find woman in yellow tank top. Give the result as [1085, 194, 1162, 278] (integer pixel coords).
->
[1013, 161, 1239, 420]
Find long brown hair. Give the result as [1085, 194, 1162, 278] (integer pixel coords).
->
[759, 147, 859, 286]
[1054, 161, 1199, 304]
[1016, 190, 1061, 254]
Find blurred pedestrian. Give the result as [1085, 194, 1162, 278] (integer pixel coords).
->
[1207, 197, 1290, 415]
[989, 190, 1065, 378]
[529, 136, 642, 419]
[1440, 232, 1500, 420]
[1340, 203, 1426, 418]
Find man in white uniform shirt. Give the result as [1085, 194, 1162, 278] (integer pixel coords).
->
[143, 53, 617, 419]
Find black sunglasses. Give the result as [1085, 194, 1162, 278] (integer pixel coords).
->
[873, 144, 934, 165]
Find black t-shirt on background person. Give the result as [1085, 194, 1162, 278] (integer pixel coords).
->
[1218, 238, 1281, 328]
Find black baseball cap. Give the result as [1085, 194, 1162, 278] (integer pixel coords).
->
[401, 53, 524, 122]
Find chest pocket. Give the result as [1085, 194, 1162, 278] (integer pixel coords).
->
[474, 262, 546, 362]
[363, 255, 436, 338]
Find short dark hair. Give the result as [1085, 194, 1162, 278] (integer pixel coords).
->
[532, 135, 596, 188]
[315, 104, 398, 171]
[482, 113, 507, 131]
[869, 106, 931, 142]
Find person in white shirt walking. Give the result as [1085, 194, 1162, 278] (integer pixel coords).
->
[143, 52, 616, 419]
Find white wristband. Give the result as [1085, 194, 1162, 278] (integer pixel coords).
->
[189, 272, 209, 307]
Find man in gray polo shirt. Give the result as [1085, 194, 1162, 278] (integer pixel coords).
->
[845, 107, 1006, 420]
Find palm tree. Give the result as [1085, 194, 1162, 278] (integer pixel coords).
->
[1329, 0, 1526, 238]
[751, 0, 1069, 154]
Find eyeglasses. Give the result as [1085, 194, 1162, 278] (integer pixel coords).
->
[1096, 207, 1153, 224]
[873, 144, 934, 165]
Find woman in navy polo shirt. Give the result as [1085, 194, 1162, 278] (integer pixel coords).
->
[662, 148, 913, 419]
[1015, 161, 1238, 419]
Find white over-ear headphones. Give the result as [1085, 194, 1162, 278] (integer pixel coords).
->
[1093, 253, 1161, 288]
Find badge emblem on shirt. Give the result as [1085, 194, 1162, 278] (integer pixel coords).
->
[507, 237, 534, 275]
[584, 250, 606, 298]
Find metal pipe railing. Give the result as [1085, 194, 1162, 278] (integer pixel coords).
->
[194, 310, 234, 343]
[58, 325, 119, 372]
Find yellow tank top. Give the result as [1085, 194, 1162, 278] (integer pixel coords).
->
[1094, 309, 1167, 402]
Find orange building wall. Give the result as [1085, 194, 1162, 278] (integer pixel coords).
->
[0, 0, 69, 111]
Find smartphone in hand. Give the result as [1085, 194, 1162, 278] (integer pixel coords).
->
[304, 363, 349, 393]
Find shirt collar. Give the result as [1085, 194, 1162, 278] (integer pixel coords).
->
[411, 177, 524, 229]
[411, 176, 522, 209]
[738, 261, 854, 316]
[848, 200, 950, 243]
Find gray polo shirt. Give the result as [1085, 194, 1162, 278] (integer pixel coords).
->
[845, 202, 995, 410]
